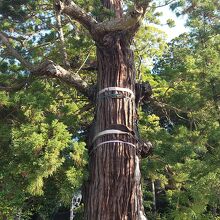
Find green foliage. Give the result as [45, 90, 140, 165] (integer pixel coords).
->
[0, 0, 220, 219]
[0, 0, 35, 22]
[166, 19, 175, 28]
[0, 79, 90, 218]
[140, 1, 220, 219]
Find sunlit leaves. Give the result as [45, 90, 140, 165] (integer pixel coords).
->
[166, 19, 175, 28]
[141, 1, 220, 218]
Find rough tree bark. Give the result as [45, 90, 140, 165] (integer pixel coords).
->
[84, 0, 149, 219]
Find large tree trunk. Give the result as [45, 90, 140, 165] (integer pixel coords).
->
[84, 0, 147, 219]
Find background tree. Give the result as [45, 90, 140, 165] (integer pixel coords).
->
[140, 1, 220, 219]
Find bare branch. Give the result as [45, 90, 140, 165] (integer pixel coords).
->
[54, 2, 70, 69]
[34, 60, 90, 98]
[0, 61, 91, 97]
[54, 0, 97, 32]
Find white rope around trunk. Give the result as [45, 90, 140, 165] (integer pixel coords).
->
[96, 140, 136, 148]
[91, 140, 137, 154]
[92, 129, 130, 143]
[98, 87, 135, 99]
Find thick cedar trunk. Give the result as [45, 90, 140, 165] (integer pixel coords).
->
[84, 33, 147, 220]
[85, 32, 146, 220]
[84, 0, 146, 219]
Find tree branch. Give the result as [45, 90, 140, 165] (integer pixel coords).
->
[0, 31, 91, 98]
[54, 0, 97, 33]
[93, 0, 152, 34]
[55, 6, 70, 69]
[53, 0, 152, 36]
[0, 61, 91, 98]
[94, 6, 144, 33]
[34, 60, 90, 98]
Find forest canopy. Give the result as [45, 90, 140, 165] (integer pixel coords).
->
[0, 0, 220, 219]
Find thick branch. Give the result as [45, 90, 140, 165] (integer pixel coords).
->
[54, 0, 151, 36]
[94, 7, 144, 33]
[54, 0, 97, 32]
[0, 61, 91, 97]
[34, 60, 90, 98]
[93, 0, 151, 34]
[0, 31, 91, 98]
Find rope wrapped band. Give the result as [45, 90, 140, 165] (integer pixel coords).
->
[92, 129, 131, 143]
[90, 128, 139, 155]
[90, 140, 137, 155]
[96, 140, 136, 149]
[89, 128, 152, 157]
[90, 87, 137, 154]
[98, 87, 135, 100]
